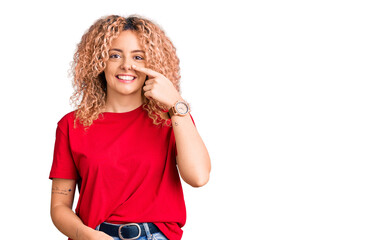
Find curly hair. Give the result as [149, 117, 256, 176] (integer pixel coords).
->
[69, 14, 181, 130]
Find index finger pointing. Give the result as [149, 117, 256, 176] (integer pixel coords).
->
[132, 65, 160, 77]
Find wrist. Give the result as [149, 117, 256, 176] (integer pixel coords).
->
[78, 225, 94, 240]
[167, 97, 184, 109]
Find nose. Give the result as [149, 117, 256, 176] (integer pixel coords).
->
[120, 56, 135, 70]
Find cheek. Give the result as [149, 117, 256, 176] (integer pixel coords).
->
[134, 60, 146, 67]
[103, 66, 116, 79]
[103, 71, 112, 81]
[137, 72, 147, 81]
[104, 62, 117, 74]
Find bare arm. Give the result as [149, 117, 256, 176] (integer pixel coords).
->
[50, 178, 112, 240]
[172, 103, 211, 187]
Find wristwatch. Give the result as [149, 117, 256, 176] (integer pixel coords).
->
[168, 99, 190, 118]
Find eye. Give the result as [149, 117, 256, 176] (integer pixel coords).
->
[109, 54, 121, 59]
[134, 55, 145, 60]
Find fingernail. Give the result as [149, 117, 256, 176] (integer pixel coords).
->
[132, 65, 136, 68]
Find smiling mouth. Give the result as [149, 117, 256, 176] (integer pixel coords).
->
[117, 75, 136, 81]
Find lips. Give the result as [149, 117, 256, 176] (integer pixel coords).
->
[116, 74, 136, 83]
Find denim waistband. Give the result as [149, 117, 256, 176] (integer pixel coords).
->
[96, 222, 160, 239]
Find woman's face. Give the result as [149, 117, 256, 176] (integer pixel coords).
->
[104, 30, 147, 99]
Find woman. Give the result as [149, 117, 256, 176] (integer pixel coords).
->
[49, 15, 211, 240]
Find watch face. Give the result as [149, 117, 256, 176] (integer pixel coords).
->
[175, 102, 189, 115]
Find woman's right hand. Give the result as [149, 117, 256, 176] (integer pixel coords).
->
[79, 227, 114, 240]
[88, 230, 114, 240]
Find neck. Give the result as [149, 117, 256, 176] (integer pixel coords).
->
[104, 91, 144, 113]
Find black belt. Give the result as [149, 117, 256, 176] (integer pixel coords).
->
[98, 222, 160, 240]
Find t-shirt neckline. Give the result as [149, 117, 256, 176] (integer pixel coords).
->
[100, 104, 144, 119]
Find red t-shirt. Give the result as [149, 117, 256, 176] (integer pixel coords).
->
[49, 104, 195, 240]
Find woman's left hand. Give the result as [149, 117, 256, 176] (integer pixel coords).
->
[132, 65, 182, 109]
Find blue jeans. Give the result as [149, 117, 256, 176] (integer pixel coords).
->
[95, 222, 168, 240]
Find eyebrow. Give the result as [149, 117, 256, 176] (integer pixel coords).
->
[109, 48, 145, 54]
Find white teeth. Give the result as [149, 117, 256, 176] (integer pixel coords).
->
[117, 75, 135, 80]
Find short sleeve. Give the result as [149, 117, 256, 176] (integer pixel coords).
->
[173, 113, 196, 157]
[49, 123, 80, 180]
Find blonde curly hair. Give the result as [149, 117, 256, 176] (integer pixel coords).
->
[69, 15, 181, 130]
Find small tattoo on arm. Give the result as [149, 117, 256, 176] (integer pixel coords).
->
[52, 186, 72, 195]
[174, 122, 179, 126]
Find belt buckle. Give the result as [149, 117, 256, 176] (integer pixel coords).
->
[118, 223, 141, 240]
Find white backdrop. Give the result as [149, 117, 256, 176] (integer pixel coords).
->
[0, 0, 390, 239]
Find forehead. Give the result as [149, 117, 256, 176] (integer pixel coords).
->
[110, 30, 141, 50]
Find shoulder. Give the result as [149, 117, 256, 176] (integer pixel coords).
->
[57, 110, 77, 133]
[58, 110, 76, 124]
